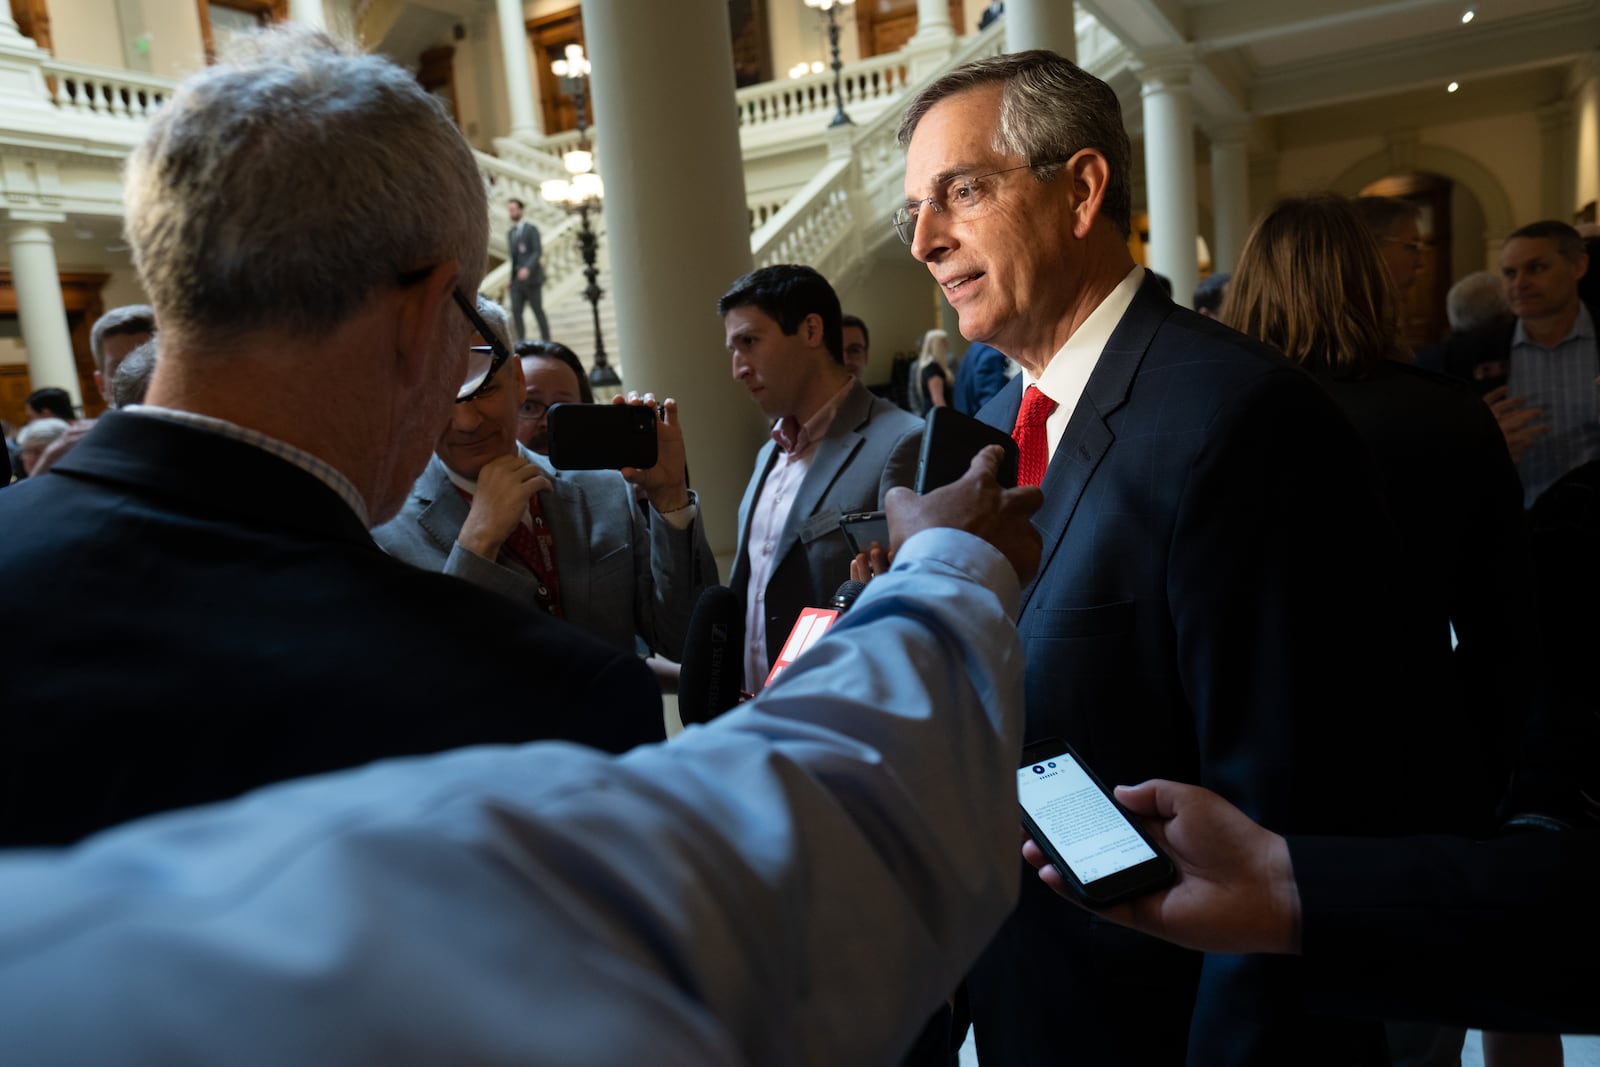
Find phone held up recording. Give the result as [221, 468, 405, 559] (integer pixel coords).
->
[1018, 738, 1175, 907]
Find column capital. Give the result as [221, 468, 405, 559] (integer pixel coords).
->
[7, 210, 66, 228]
[1134, 45, 1197, 90]
[1536, 99, 1573, 130]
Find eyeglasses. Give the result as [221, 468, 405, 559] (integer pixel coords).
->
[893, 161, 1054, 244]
[518, 399, 552, 421]
[452, 288, 511, 403]
[1382, 237, 1426, 255]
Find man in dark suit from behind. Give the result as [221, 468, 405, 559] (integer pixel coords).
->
[507, 198, 550, 342]
[897, 50, 1410, 1064]
[720, 265, 922, 692]
[0, 28, 662, 848]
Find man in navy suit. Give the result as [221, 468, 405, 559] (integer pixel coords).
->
[0, 29, 661, 847]
[897, 51, 1411, 1064]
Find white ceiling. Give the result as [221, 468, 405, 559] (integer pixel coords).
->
[1078, 0, 1599, 120]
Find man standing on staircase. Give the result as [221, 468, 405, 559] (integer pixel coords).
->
[507, 199, 550, 342]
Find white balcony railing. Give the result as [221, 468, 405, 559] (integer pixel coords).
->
[39, 58, 173, 123]
[735, 50, 912, 131]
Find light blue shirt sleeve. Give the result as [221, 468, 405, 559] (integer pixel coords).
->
[0, 528, 1024, 1067]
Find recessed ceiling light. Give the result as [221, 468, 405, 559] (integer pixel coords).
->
[1460, 7, 1475, 24]
[1447, 81, 1460, 93]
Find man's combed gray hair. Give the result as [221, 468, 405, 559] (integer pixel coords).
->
[124, 27, 487, 344]
[896, 50, 1133, 238]
[475, 295, 513, 355]
[89, 304, 154, 376]
[1446, 271, 1509, 334]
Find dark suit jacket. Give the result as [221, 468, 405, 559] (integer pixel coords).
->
[0, 412, 663, 847]
[1309, 360, 1538, 830]
[1294, 829, 1600, 1034]
[967, 275, 1413, 1066]
[730, 379, 921, 672]
[508, 220, 544, 288]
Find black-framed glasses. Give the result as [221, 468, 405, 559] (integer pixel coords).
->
[893, 161, 1053, 244]
[517, 399, 552, 421]
[452, 287, 511, 402]
[1382, 237, 1426, 255]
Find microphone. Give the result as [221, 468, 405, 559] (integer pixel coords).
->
[765, 579, 868, 689]
[677, 586, 746, 726]
[831, 580, 866, 612]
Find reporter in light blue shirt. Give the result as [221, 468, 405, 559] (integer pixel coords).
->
[0, 451, 1043, 1067]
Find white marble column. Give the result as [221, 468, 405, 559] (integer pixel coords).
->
[910, 0, 954, 43]
[1208, 123, 1250, 275]
[585, 0, 765, 561]
[1006, 0, 1076, 62]
[288, 0, 326, 31]
[495, 0, 539, 138]
[8, 221, 82, 412]
[1139, 51, 1200, 309]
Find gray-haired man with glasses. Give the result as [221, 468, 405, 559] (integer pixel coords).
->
[897, 50, 1418, 1067]
[0, 28, 664, 848]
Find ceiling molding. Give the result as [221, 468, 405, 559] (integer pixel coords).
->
[1075, 0, 1187, 52]
[1248, 4, 1598, 115]
[1189, 0, 1455, 54]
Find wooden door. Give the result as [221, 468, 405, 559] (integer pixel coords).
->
[530, 8, 586, 136]
[0, 270, 111, 421]
[854, 0, 966, 58]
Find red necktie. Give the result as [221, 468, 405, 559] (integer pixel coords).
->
[1013, 385, 1056, 487]
[454, 488, 564, 617]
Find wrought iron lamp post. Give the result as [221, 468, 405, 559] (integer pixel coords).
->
[539, 43, 621, 396]
[803, 0, 857, 128]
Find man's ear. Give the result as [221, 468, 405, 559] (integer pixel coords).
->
[393, 262, 461, 389]
[1062, 148, 1110, 240]
[801, 312, 825, 349]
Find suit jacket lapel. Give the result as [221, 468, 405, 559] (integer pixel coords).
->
[730, 442, 778, 597]
[774, 382, 873, 563]
[414, 455, 473, 556]
[989, 275, 1172, 613]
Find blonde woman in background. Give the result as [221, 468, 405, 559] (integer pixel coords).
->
[909, 329, 952, 415]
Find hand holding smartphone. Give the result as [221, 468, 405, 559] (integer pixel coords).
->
[915, 407, 1019, 494]
[547, 403, 658, 471]
[1017, 738, 1175, 907]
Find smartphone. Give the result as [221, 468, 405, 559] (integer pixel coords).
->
[1017, 737, 1175, 908]
[915, 406, 1019, 494]
[839, 511, 889, 555]
[547, 403, 658, 471]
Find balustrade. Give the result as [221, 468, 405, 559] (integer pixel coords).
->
[41, 60, 171, 121]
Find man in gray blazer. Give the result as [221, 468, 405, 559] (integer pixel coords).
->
[506, 198, 549, 341]
[720, 265, 922, 689]
[375, 298, 716, 662]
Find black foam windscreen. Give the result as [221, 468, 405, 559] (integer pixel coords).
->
[677, 585, 746, 727]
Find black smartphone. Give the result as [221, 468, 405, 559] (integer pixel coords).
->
[839, 511, 889, 555]
[547, 403, 658, 471]
[1018, 737, 1175, 908]
[915, 406, 1019, 494]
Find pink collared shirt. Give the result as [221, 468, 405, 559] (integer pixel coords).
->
[743, 379, 855, 689]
